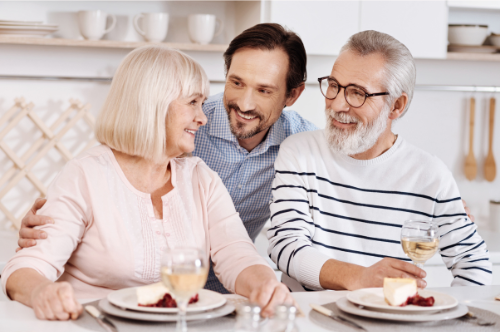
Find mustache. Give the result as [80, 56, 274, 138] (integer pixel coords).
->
[326, 108, 360, 125]
[226, 101, 262, 120]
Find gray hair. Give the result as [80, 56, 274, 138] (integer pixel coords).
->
[340, 30, 416, 117]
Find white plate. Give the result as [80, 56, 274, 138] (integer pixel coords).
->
[0, 25, 58, 38]
[346, 288, 458, 314]
[0, 20, 43, 25]
[0, 23, 58, 28]
[337, 297, 468, 322]
[99, 298, 235, 322]
[0, 25, 57, 31]
[107, 287, 226, 314]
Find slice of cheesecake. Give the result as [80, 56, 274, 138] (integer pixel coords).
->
[137, 282, 171, 306]
[383, 278, 417, 306]
[136, 282, 200, 308]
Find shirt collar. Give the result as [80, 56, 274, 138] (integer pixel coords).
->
[208, 98, 238, 143]
[208, 95, 287, 152]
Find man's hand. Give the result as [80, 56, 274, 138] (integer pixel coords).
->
[320, 257, 427, 290]
[248, 279, 296, 317]
[462, 199, 475, 222]
[351, 258, 427, 289]
[17, 198, 52, 252]
[31, 281, 82, 320]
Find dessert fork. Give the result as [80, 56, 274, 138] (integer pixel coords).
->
[463, 311, 496, 326]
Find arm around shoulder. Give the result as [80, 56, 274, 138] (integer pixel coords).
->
[1, 159, 92, 300]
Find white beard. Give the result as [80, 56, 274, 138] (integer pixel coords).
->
[325, 104, 391, 156]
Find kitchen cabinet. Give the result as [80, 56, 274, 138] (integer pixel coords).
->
[359, 1, 448, 59]
[448, 1, 500, 10]
[265, 1, 448, 58]
[265, 0, 360, 55]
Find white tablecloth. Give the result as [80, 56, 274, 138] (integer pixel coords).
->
[1, 286, 500, 332]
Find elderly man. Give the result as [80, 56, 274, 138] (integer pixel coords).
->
[267, 30, 491, 292]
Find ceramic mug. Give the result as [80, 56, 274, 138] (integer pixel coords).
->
[188, 14, 223, 45]
[133, 12, 169, 42]
[78, 10, 116, 40]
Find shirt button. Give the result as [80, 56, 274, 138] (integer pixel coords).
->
[156, 231, 161, 235]
[238, 184, 242, 189]
[165, 233, 170, 237]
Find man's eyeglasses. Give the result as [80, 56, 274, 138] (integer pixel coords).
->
[318, 76, 390, 108]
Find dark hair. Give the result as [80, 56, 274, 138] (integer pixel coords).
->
[223, 23, 307, 96]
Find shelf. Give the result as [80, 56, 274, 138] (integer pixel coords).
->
[0, 36, 229, 52]
[447, 52, 500, 61]
[448, 1, 500, 10]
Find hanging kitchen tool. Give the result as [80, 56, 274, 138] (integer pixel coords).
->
[465, 97, 477, 180]
[485, 97, 496, 182]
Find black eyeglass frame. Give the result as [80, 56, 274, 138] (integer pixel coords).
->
[317, 76, 390, 108]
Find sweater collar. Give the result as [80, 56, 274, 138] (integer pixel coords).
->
[325, 130, 404, 166]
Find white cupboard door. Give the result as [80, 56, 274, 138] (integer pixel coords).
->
[267, 0, 360, 55]
[359, 1, 448, 59]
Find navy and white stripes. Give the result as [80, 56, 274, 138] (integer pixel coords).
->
[267, 130, 492, 291]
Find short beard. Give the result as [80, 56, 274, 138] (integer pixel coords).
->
[224, 100, 266, 140]
[325, 104, 391, 156]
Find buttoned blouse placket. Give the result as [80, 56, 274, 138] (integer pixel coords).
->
[160, 196, 177, 249]
[137, 186, 185, 282]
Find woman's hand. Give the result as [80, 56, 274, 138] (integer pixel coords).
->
[235, 265, 296, 317]
[30, 281, 82, 320]
[248, 278, 295, 317]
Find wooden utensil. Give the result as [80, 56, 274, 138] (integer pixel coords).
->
[485, 97, 496, 182]
[465, 97, 478, 180]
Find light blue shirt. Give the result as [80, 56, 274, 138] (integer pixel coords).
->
[193, 92, 317, 293]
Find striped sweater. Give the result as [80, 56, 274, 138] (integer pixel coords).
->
[267, 129, 492, 291]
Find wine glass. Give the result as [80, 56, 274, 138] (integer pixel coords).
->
[161, 247, 208, 332]
[401, 220, 439, 269]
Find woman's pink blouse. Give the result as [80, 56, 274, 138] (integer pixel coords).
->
[1, 145, 270, 298]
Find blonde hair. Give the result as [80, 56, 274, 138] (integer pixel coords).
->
[95, 45, 210, 162]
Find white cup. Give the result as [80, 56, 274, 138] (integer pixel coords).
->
[188, 14, 223, 45]
[77, 10, 116, 40]
[133, 12, 169, 42]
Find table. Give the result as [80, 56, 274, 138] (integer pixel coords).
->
[1, 286, 500, 332]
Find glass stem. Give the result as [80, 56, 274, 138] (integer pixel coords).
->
[177, 299, 188, 332]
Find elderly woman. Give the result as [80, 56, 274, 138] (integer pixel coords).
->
[2, 46, 292, 320]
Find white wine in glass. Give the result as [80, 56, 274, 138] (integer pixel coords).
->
[161, 247, 208, 332]
[401, 220, 439, 269]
